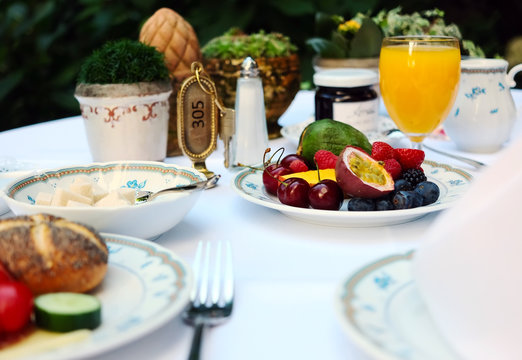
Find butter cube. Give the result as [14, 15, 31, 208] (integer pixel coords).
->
[35, 192, 53, 206]
[94, 190, 132, 207]
[51, 188, 68, 206]
[51, 188, 92, 207]
[66, 200, 91, 207]
[92, 183, 108, 202]
[118, 188, 136, 204]
[69, 179, 94, 199]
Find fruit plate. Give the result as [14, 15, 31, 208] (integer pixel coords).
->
[0, 233, 192, 360]
[335, 252, 459, 360]
[232, 160, 472, 227]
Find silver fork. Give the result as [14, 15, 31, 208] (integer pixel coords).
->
[183, 240, 234, 360]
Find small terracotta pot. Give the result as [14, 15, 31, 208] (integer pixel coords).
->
[75, 81, 172, 162]
[203, 54, 301, 138]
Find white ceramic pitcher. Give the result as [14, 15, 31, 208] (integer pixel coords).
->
[444, 59, 522, 153]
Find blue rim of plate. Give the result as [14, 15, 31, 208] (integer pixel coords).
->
[335, 252, 459, 360]
[232, 160, 472, 226]
[27, 233, 192, 360]
[337, 252, 415, 360]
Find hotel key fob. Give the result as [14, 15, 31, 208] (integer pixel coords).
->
[177, 62, 220, 178]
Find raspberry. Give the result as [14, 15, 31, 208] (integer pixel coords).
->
[402, 168, 427, 186]
[383, 159, 402, 180]
[288, 159, 309, 173]
[314, 150, 338, 169]
[393, 148, 425, 170]
[372, 141, 395, 161]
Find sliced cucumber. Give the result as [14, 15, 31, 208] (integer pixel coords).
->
[34, 292, 102, 332]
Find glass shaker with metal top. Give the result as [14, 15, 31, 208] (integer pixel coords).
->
[232, 56, 269, 167]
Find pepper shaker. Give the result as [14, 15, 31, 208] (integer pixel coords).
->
[232, 57, 269, 167]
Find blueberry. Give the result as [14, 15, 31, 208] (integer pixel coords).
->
[410, 191, 424, 208]
[415, 181, 440, 205]
[348, 197, 375, 211]
[392, 190, 423, 209]
[375, 198, 394, 211]
[394, 179, 413, 192]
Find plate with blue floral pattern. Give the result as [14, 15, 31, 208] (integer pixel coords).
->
[1, 233, 192, 360]
[232, 160, 472, 227]
[335, 252, 459, 360]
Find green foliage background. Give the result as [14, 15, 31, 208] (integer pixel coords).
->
[1, 0, 520, 131]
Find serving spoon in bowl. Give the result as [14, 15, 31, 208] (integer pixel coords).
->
[135, 174, 221, 203]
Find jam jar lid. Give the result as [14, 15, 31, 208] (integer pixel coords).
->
[313, 69, 378, 88]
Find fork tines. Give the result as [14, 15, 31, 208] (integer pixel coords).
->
[190, 240, 234, 311]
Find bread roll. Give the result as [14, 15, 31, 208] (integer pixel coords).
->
[0, 214, 108, 295]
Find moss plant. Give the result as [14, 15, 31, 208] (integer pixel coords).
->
[78, 39, 169, 84]
[202, 28, 297, 59]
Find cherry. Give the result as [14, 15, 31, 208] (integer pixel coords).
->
[277, 178, 310, 208]
[263, 164, 292, 195]
[280, 154, 309, 169]
[309, 179, 344, 210]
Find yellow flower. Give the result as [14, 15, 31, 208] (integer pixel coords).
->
[338, 19, 361, 34]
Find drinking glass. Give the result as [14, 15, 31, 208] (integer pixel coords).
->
[379, 36, 461, 148]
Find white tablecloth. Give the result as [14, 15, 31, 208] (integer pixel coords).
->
[1, 89, 521, 360]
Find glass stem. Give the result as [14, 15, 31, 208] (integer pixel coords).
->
[411, 141, 423, 150]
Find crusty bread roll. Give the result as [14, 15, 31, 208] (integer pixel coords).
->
[0, 214, 108, 295]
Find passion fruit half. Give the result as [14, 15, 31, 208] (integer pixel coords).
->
[335, 146, 394, 199]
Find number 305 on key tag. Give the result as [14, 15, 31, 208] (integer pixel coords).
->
[177, 62, 219, 178]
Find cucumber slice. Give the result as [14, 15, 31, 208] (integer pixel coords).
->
[34, 293, 102, 332]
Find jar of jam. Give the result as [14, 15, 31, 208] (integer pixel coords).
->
[314, 69, 379, 133]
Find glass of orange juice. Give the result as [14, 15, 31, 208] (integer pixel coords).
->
[379, 36, 461, 147]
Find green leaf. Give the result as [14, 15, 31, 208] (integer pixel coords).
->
[306, 38, 345, 58]
[314, 12, 338, 39]
[348, 18, 383, 58]
[330, 31, 349, 55]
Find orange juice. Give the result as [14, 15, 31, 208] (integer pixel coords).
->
[379, 45, 460, 142]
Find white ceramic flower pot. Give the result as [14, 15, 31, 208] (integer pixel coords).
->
[75, 81, 172, 162]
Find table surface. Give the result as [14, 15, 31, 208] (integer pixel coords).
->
[1, 89, 521, 360]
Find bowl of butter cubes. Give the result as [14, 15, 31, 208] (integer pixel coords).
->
[1, 161, 207, 239]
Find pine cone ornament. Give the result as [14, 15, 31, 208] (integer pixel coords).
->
[139, 8, 201, 81]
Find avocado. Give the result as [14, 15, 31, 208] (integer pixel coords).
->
[297, 119, 372, 164]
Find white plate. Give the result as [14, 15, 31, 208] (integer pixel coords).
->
[18, 233, 192, 360]
[335, 253, 459, 360]
[280, 117, 447, 149]
[281, 116, 401, 146]
[232, 161, 472, 227]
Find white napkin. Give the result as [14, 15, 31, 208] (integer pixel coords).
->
[412, 135, 522, 360]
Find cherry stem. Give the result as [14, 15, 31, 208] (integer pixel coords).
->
[236, 163, 262, 171]
[262, 148, 271, 165]
[263, 147, 285, 168]
[313, 158, 322, 182]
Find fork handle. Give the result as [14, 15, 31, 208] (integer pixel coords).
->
[188, 323, 204, 360]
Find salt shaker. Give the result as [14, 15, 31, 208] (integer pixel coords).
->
[232, 57, 269, 167]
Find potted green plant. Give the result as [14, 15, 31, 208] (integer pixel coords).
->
[202, 28, 301, 138]
[75, 39, 172, 162]
[307, 7, 484, 72]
